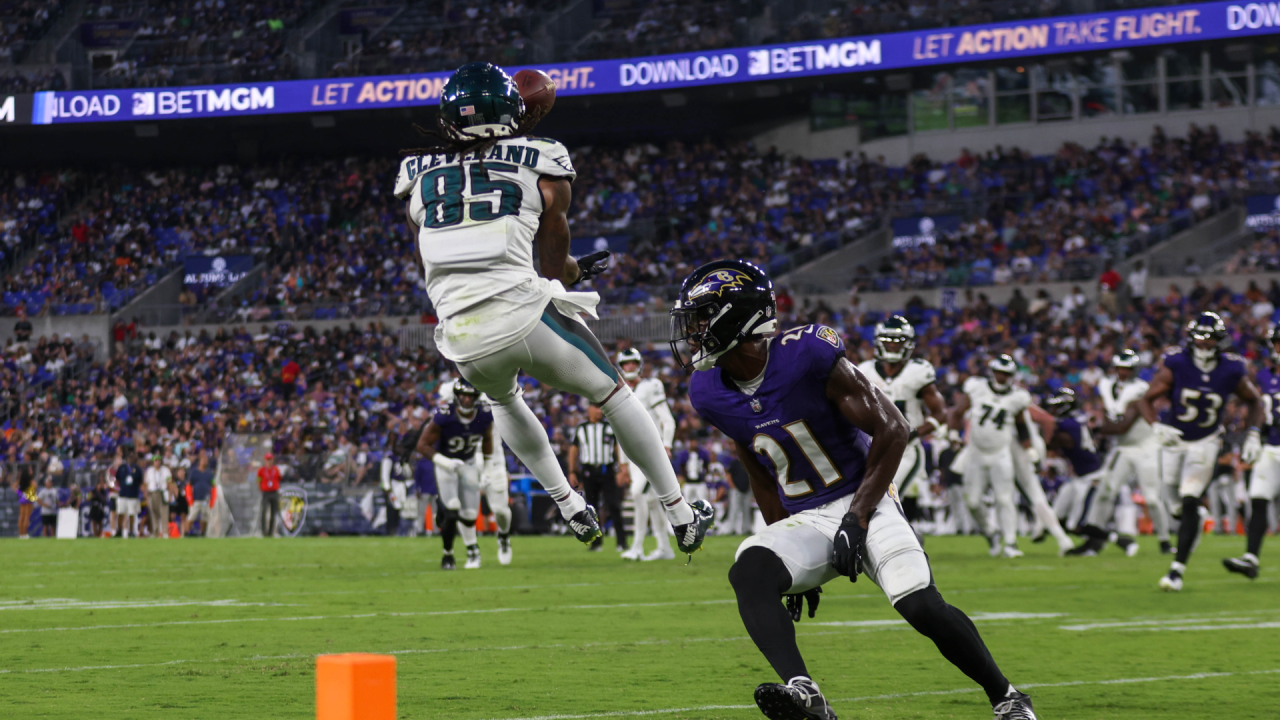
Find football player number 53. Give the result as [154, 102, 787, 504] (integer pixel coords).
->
[753, 421, 842, 498]
[1175, 389, 1223, 429]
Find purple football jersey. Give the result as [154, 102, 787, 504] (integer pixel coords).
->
[689, 324, 870, 514]
[1257, 366, 1280, 446]
[433, 404, 493, 460]
[1055, 415, 1101, 477]
[1163, 348, 1246, 442]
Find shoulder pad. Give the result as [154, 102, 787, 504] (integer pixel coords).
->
[814, 325, 842, 349]
[394, 155, 429, 200]
[531, 139, 575, 180]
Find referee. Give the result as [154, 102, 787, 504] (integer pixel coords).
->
[568, 405, 628, 552]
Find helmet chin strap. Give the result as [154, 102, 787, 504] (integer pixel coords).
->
[620, 369, 641, 381]
[456, 404, 478, 420]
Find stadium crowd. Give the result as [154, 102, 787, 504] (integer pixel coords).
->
[82, 0, 309, 88]
[0, 0, 64, 64]
[5, 126, 1275, 319]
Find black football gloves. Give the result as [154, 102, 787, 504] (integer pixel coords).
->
[571, 251, 610, 285]
[831, 511, 874, 582]
[785, 586, 822, 622]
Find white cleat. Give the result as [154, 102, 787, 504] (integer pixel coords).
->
[464, 545, 482, 570]
[988, 535, 1003, 558]
[619, 546, 644, 561]
[1158, 572, 1183, 592]
[642, 548, 676, 561]
[1001, 545, 1024, 559]
[497, 535, 512, 566]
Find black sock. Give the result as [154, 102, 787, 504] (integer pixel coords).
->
[729, 547, 808, 682]
[1247, 498, 1269, 557]
[895, 587, 1010, 706]
[1174, 496, 1201, 566]
[1079, 524, 1109, 541]
[441, 511, 458, 553]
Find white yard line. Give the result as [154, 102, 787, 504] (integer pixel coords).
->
[0, 598, 295, 612]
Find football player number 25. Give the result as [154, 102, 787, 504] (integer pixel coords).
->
[418, 162, 522, 229]
[753, 421, 842, 497]
[1175, 389, 1223, 428]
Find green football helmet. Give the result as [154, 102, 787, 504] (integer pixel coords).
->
[440, 62, 524, 139]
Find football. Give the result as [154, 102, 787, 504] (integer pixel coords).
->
[514, 68, 556, 117]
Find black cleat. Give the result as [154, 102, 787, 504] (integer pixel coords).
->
[1223, 555, 1260, 579]
[441, 553, 456, 570]
[1031, 530, 1048, 544]
[674, 499, 716, 555]
[754, 678, 837, 720]
[567, 505, 603, 544]
[993, 691, 1037, 720]
[1160, 540, 1174, 555]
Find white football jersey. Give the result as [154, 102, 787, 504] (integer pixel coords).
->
[963, 376, 1032, 453]
[857, 358, 936, 429]
[1098, 375, 1153, 447]
[406, 136, 576, 362]
[633, 377, 674, 448]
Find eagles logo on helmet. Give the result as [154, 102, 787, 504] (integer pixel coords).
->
[616, 348, 644, 381]
[988, 354, 1017, 392]
[670, 260, 777, 371]
[873, 315, 916, 363]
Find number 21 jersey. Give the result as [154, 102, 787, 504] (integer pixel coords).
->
[689, 325, 870, 514]
[404, 137, 576, 362]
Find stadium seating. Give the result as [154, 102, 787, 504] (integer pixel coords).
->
[3, 127, 1270, 317]
[0, 0, 64, 65]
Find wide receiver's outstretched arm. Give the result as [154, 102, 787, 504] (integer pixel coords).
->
[825, 358, 910, 528]
[918, 382, 948, 439]
[1236, 374, 1265, 428]
[535, 176, 579, 286]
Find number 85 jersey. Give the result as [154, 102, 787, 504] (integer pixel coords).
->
[402, 137, 576, 362]
[1162, 347, 1246, 442]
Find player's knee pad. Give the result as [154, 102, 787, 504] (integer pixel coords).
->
[729, 546, 792, 597]
[442, 497, 462, 512]
[459, 510, 478, 523]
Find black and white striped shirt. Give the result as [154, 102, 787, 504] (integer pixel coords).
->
[573, 421, 616, 467]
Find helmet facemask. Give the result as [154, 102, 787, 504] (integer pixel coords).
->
[874, 336, 913, 363]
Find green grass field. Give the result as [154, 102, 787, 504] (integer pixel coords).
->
[2, 534, 1278, 720]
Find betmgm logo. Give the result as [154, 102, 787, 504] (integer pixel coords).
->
[132, 86, 275, 116]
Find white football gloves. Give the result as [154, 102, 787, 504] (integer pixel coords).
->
[1151, 422, 1184, 447]
[432, 453, 464, 473]
[1242, 427, 1262, 465]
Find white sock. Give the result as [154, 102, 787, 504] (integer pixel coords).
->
[490, 393, 585, 518]
[997, 501, 1018, 546]
[1244, 552, 1259, 565]
[601, 386, 692, 526]
[1031, 498, 1073, 549]
[458, 520, 477, 547]
[1170, 561, 1186, 575]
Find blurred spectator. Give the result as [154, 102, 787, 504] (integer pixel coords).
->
[259, 451, 281, 536]
[143, 453, 172, 538]
[37, 476, 58, 537]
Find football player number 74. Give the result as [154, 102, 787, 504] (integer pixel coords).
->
[754, 421, 842, 498]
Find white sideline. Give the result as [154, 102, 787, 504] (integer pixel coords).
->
[481, 669, 1280, 720]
